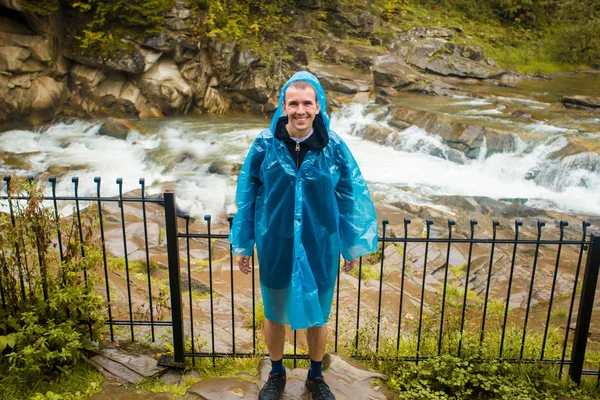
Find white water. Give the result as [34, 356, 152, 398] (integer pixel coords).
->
[1, 102, 599, 217]
[332, 103, 600, 216]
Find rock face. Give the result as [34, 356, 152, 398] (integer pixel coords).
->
[140, 58, 193, 115]
[0, 2, 515, 124]
[0, 10, 67, 123]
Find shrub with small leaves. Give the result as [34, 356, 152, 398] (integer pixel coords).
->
[0, 178, 104, 379]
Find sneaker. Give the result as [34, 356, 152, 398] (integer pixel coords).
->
[305, 373, 335, 400]
[259, 373, 286, 400]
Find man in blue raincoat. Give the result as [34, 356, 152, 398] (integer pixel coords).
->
[229, 71, 378, 400]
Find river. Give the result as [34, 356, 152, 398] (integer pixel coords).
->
[1, 73, 599, 218]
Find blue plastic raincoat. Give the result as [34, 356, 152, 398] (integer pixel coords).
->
[229, 71, 378, 330]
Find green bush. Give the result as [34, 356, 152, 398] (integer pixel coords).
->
[550, 19, 600, 66]
[68, 0, 174, 35]
[66, 0, 174, 56]
[384, 354, 596, 399]
[0, 178, 104, 379]
[21, 0, 61, 16]
[191, 0, 293, 50]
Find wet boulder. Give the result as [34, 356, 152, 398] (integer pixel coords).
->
[308, 60, 372, 95]
[426, 54, 504, 79]
[389, 105, 516, 158]
[560, 95, 600, 110]
[403, 79, 466, 97]
[208, 160, 241, 176]
[394, 37, 505, 79]
[98, 117, 145, 140]
[547, 136, 600, 160]
[372, 54, 424, 89]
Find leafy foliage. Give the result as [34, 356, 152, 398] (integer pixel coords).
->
[66, 0, 174, 56]
[0, 361, 103, 400]
[384, 355, 597, 399]
[21, 0, 61, 16]
[191, 0, 293, 50]
[69, 0, 174, 35]
[335, 271, 600, 399]
[0, 178, 104, 379]
[384, 0, 600, 70]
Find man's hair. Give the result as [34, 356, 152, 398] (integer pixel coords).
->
[284, 80, 317, 103]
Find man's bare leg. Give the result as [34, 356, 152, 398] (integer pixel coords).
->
[306, 325, 327, 362]
[265, 318, 286, 361]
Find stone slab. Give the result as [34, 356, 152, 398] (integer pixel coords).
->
[99, 347, 165, 377]
[89, 355, 146, 384]
[256, 355, 396, 400]
[185, 377, 259, 399]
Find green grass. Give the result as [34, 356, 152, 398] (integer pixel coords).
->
[107, 257, 161, 274]
[449, 263, 466, 278]
[244, 300, 266, 331]
[183, 289, 216, 302]
[551, 308, 568, 320]
[0, 362, 104, 400]
[377, 1, 593, 74]
[136, 356, 262, 395]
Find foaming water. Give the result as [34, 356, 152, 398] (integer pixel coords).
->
[331, 104, 600, 215]
[494, 96, 551, 109]
[450, 98, 493, 107]
[1, 104, 599, 217]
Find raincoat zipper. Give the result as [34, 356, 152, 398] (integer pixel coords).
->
[295, 142, 300, 169]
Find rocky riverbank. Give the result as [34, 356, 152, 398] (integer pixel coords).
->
[3, 1, 600, 163]
[1, 0, 520, 126]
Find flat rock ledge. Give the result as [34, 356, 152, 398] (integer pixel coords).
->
[185, 354, 396, 400]
[87, 346, 167, 384]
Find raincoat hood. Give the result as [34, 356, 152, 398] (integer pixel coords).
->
[269, 71, 330, 134]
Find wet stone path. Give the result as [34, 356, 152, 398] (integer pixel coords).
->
[88, 348, 397, 399]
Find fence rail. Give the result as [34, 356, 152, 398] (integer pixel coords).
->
[1, 176, 599, 385]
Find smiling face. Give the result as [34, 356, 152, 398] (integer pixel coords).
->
[282, 84, 320, 138]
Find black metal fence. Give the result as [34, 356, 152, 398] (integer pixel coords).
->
[1, 176, 599, 385]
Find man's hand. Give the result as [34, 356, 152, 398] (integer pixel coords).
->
[237, 255, 251, 274]
[342, 258, 356, 273]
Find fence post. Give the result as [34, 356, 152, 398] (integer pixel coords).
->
[569, 233, 600, 384]
[159, 191, 185, 368]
